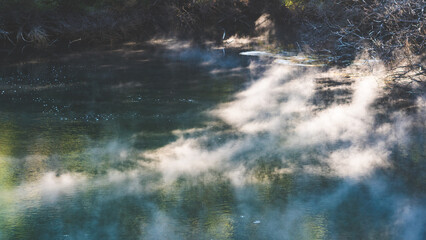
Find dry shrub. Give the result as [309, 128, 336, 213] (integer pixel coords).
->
[301, 0, 425, 61]
[27, 26, 49, 47]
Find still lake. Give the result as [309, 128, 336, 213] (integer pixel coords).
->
[0, 45, 424, 239]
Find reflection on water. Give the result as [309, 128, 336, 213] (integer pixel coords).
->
[0, 46, 424, 240]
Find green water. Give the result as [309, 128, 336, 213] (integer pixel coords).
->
[0, 47, 424, 240]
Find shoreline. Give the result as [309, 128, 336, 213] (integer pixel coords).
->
[0, 0, 423, 84]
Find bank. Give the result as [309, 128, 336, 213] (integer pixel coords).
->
[0, 0, 424, 82]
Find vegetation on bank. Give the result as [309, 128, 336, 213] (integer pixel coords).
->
[0, 0, 273, 51]
[0, 0, 424, 75]
[298, 0, 425, 82]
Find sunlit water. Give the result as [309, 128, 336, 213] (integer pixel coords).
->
[0, 45, 424, 240]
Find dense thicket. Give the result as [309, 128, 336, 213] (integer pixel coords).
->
[0, 0, 278, 52]
[298, 1, 424, 64]
[0, 0, 424, 74]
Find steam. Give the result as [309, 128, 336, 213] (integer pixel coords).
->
[0, 48, 424, 239]
[143, 137, 232, 182]
[142, 58, 408, 181]
[212, 65, 315, 133]
[135, 57, 423, 239]
[294, 75, 380, 144]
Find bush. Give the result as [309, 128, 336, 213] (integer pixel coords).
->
[298, 0, 425, 64]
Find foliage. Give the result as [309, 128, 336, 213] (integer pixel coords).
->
[0, 0, 424, 77]
[299, 1, 425, 61]
[0, 0, 151, 11]
[0, 0, 268, 53]
[294, 0, 425, 82]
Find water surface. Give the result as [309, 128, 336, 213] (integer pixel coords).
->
[0, 46, 424, 239]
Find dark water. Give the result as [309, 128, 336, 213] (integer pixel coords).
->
[0, 46, 424, 240]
